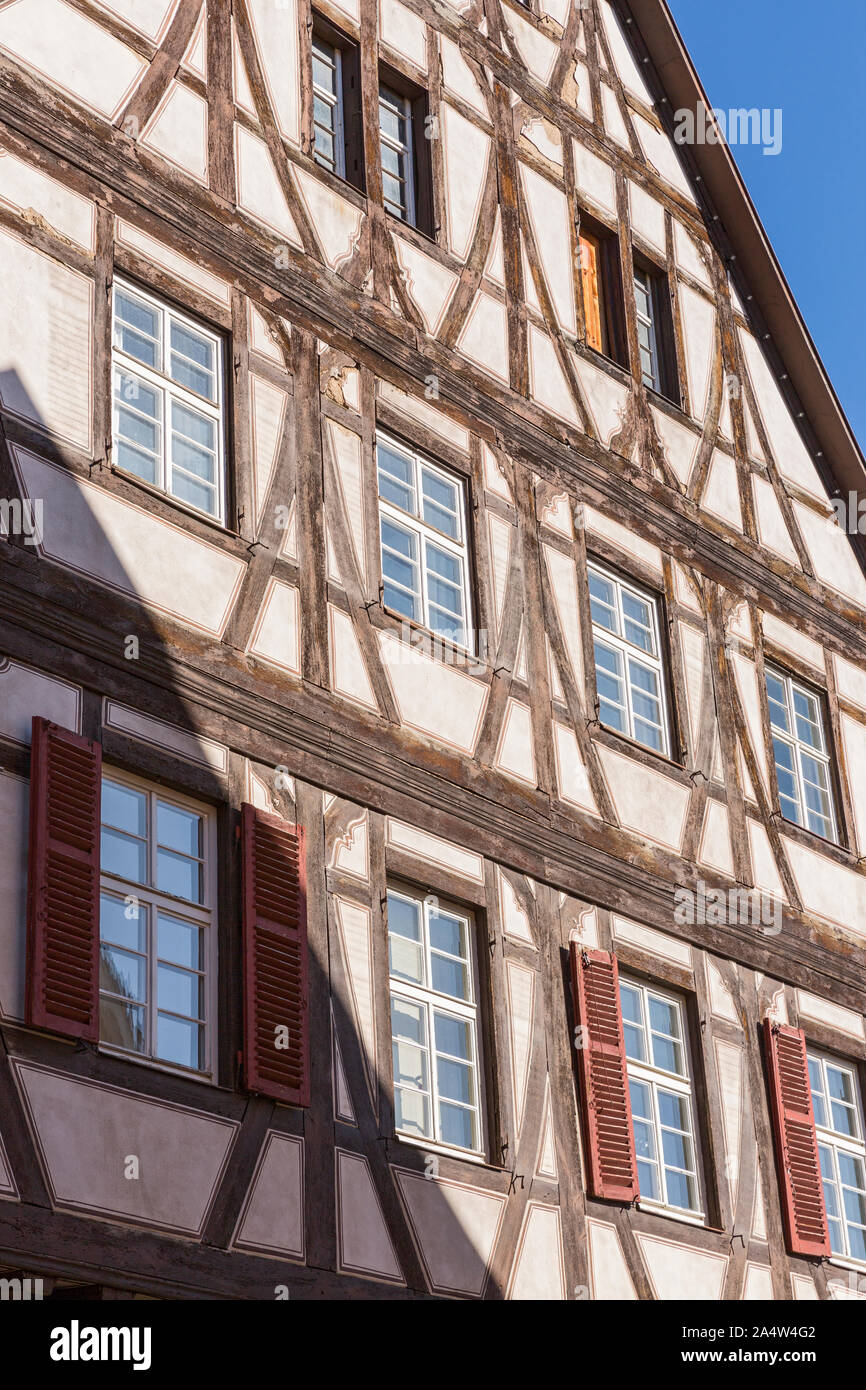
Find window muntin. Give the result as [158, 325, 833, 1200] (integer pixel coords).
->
[809, 1050, 866, 1261]
[765, 666, 837, 842]
[312, 33, 345, 176]
[99, 775, 214, 1076]
[634, 266, 660, 391]
[387, 887, 483, 1154]
[589, 562, 669, 754]
[379, 85, 415, 223]
[620, 978, 701, 1216]
[377, 432, 473, 650]
[112, 281, 225, 522]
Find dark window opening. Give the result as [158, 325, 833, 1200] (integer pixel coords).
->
[577, 210, 628, 370]
[632, 256, 679, 404]
[312, 15, 365, 193]
[378, 63, 434, 236]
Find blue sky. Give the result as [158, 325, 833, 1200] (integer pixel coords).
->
[668, 0, 864, 452]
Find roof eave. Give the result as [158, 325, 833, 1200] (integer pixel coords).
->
[623, 0, 866, 502]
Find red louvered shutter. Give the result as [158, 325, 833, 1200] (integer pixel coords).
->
[241, 803, 310, 1106]
[26, 716, 102, 1041]
[763, 1020, 830, 1257]
[570, 945, 639, 1202]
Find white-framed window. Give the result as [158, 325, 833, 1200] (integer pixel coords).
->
[589, 560, 669, 754]
[620, 976, 702, 1217]
[765, 665, 838, 842]
[379, 84, 415, 223]
[634, 266, 660, 391]
[111, 278, 226, 522]
[99, 772, 216, 1078]
[809, 1049, 866, 1262]
[387, 886, 483, 1155]
[377, 431, 473, 650]
[312, 32, 345, 177]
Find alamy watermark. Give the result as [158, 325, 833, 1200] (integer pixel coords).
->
[397, 619, 489, 676]
[674, 103, 783, 157]
[830, 492, 866, 535]
[0, 497, 42, 546]
[674, 879, 781, 935]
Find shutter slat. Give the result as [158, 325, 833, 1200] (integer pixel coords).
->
[570, 945, 639, 1202]
[26, 717, 101, 1041]
[763, 1020, 831, 1258]
[241, 803, 310, 1106]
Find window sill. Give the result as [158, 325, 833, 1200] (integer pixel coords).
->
[99, 1044, 216, 1088]
[826, 1254, 866, 1276]
[581, 342, 632, 387]
[379, 605, 487, 674]
[770, 811, 850, 863]
[635, 1199, 707, 1230]
[389, 1132, 495, 1170]
[110, 465, 242, 545]
[643, 382, 683, 414]
[590, 719, 687, 779]
[384, 207, 437, 248]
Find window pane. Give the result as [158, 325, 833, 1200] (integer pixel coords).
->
[100, 996, 146, 1054]
[595, 641, 626, 732]
[100, 892, 146, 953]
[157, 802, 202, 858]
[434, 1011, 472, 1061]
[395, 1086, 431, 1138]
[651, 1034, 684, 1075]
[437, 1056, 474, 1106]
[171, 401, 216, 481]
[100, 945, 146, 1003]
[391, 994, 426, 1047]
[421, 468, 460, 538]
[157, 1013, 203, 1069]
[657, 1089, 689, 1131]
[393, 1037, 429, 1098]
[849, 1224, 866, 1261]
[588, 572, 618, 633]
[380, 517, 420, 618]
[389, 933, 424, 985]
[792, 687, 822, 750]
[101, 827, 147, 884]
[102, 780, 147, 836]
[170, 321, 215, 400]
[665, 1168, 697, 1211]
[158, 962, 203, 1020]
[765, 671, 789, 732]
[622, 591, 654, 653]
[158, 913, 201, 970]
[312, 37, 337, 93]
[439, 1101, 476, 1149]
[114, 289, 160, 368]
[388, 893, 421, 940]
[157, 847, 202, 903]
[649, 995, 679, 1039]
[431, 952, 470, 1000]
[842, 1186, 866, 1226]
[377, 442, 416, 513]
[661, 1127, 693, 1172]
[429, 910, 467, 959]
[619, 982, 643, 1025]
[828, 1066, 854, 1105]
[171, 470, 217, 515]
[379, 89, 406, 143]
[838, 1152, 865, 1190]
[113, 371, 162, 483]
[629, 1077, 652, 1122]
[637, 1159, 660, 1200]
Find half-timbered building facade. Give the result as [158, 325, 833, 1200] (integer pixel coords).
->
[0, 0, 865, 1300]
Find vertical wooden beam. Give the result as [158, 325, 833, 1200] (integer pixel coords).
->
[294, 329, 330, 688]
